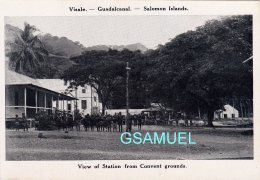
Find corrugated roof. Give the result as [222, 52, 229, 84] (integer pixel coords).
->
[5, 70, 42, 86]
[36, 79, 68, 93]
[5, 70, 76, 100]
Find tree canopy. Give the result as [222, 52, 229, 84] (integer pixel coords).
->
[146, 15, 252, 126]
[62, 15, 252, 125]
[63, 49, 146, 114]
[8, 23, 49, 75]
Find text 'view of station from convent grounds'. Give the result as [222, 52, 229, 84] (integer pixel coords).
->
[5, 16, 253, 160]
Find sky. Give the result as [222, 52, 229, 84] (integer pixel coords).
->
[5, 16, 221, 49]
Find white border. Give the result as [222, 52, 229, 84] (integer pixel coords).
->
[0, 1, 259, 179]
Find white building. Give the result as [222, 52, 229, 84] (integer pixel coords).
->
[5, 70, 76, 124]
[105, 109, 146, 116]
[214, 104, 239, 119]
[38, 79, 102, 116]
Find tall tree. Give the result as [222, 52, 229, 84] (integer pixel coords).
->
[148, 15, 252, 126]
[8, 22, 49, 74]
[62, 49, 128, 115]
[62, 49, 150, 114]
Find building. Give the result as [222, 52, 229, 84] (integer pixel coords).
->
[214, 104, 239, 119]
[5, 70, 76, 123]
[105, 109, 146, 116]
[37, 79, 102, 116]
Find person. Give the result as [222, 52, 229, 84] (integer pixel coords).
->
[62, 112, 67, 130]
[175, 112, 181, 126]
[185, 118, 189, 127]
[90, 115, 95, 131]
[127, 114, 132, 132]
[189, 119, 193, 126]
[137, 114, 142, 130]
[133, 115, 137, 126]
[106, 115, 112, 132]
[96, 115, 101, 132]
[22, 113, 28, 131]
[117, 112, 123, 132]
[112, 114, 118, 132]
[14, 114, 20, 131]
[82, 114, 90, 131]
[75, 113, 81, 131]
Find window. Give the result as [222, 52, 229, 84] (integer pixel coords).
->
[81, 100, 87, 109]
[82, 89, 86, 93]
[224, 114, 227, 118]
[68, 104, 71, 111]
[94, 96, 97, 102]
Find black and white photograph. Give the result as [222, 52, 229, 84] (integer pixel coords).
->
[4, 15, 253, 161]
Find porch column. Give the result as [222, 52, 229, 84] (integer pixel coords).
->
[57, 96, 59, 110]
[51, 95, 53, 113]
[44, 93, 47, 109]
[24, 87, 27, 118]
[35, 90, 38, 114]
[62, 99, 64, 111]
[74, 99, 76, 111]
[91, 86, 93, 115]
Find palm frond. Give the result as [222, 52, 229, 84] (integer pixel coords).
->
[8, 23, 49, 73]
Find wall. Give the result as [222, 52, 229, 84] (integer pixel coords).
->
[71, 85, 101, 116]
[5, 107, 24, 118]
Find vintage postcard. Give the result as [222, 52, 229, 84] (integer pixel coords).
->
[0, 0, 259, 179]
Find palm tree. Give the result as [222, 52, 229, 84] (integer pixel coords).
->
[9, 22, 49, 73]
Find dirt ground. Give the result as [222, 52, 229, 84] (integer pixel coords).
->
[6, 125, 253, 160]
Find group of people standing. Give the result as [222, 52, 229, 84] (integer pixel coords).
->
[13, 110, 146, 132]
[81, 113, 145, 132]
[14, 114, 29, 131]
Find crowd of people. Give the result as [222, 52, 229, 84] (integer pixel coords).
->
[80, 113, 144, 132]
[11, 110, 202, 131]
[34, 111, 145, 132]
[14, 114, 29, 131]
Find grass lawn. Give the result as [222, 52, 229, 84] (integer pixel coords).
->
[6, 125, 253, 160]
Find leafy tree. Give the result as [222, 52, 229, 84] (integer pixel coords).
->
[110, 50, 150, 109]
[62, 49, 150, 114]
[62, 49, 128, 115]
[29, 62, 58, 78]
[8, 22, 49, 74]
[147, 15, 252, 126]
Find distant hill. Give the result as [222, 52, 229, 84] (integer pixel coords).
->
[5, 24, 22, 56]
[5, 24, 76, 78]
[85, 43, 148, 53]
[6, 24, 148, 57]
[5, 24, 22, 44]
[5, 24, 148, 78]
[41, 34, 87, 57]
[41, 34, 148, 56]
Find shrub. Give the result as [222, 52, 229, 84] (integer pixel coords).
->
[35, 110, 57, 131]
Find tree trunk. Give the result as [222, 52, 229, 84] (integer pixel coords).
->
[101, 103, 106, 115]
[102, 105, 105, 116]
[207, 106, 215, 127]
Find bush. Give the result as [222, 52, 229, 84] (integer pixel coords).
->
[35, 111, 57, 131]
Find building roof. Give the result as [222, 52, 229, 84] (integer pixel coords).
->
[6, 70, 42, 86]
[36, 79, 68, 93]
[223, 104, 238, 112]
[105, 109, 147, 115]
[215, 104, 238, 112]
[5, 70, 76, 100]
